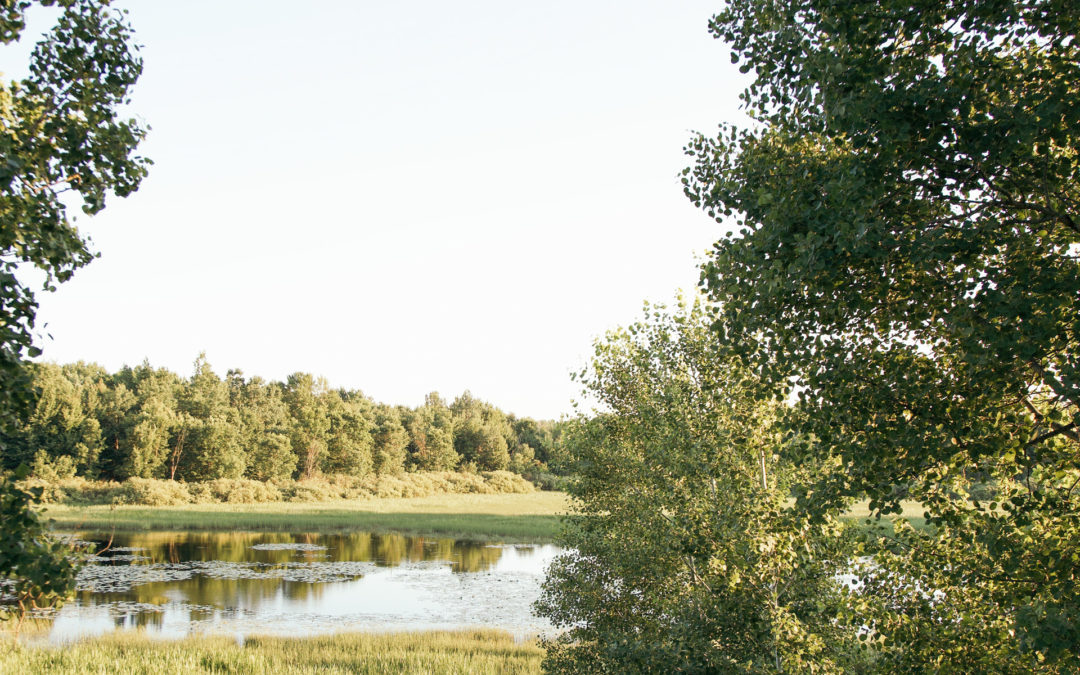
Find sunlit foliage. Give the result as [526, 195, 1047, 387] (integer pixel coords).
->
[685, 0, 1080, 669]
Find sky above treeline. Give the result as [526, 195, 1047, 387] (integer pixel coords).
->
[4, 1, 748, 420]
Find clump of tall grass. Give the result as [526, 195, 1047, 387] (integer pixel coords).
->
[23, 471, 534, 507]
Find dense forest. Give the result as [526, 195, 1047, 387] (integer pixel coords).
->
[0, 355, 565, 487]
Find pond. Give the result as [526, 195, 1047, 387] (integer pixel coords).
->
[36, 531, 562, 644]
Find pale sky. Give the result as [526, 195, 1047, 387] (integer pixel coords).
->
[5, 1, 747, 420]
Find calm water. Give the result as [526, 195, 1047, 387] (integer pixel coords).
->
[38, 531, 561, 644]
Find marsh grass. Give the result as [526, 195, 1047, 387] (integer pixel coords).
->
[45, 492, 573, 542]
[0, 629, 543, 674]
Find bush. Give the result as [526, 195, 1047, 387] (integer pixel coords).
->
[481, 471, 534, 494]
[16, 477, 69, 505]
[120, 478, 192, 506]
[527, 471, 567, 492]
[203, 478, 281, 504]
[277, 480, 338, 503]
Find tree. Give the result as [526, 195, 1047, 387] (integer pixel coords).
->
[120, 362, 181, 479]
[228, 373, 297, 481]
[685, 1, 1080, 669]
[182, 416, 244, 481]
[371, 405, 408, 476]
[407, 392, 458, 471]
[512, 416, 555, 465]
[0, 467, 78, 626]
[93, 375, 137, 480]
[536, 299, 861, 673]
[126, 395, 172, 478]
[283, 372, 330, 479]
[322, 390, 374, 476]
[27, 363, 102, 476]
[0, 363, 102, 475]
[451, 392, 511, 471]
[172, 355, 245, 481]
[0, 0, 149, 434]
[0, 0, 147, 624]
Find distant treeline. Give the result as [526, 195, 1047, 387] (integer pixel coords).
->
[0, 355, 568, 486]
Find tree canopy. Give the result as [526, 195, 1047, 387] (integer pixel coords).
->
[1, 358, 567, 486]
[537, 299, 864, 673]
[685, 0, 1080, 668]
[0, 0, 149, 432]
[0, 0, 148, 624]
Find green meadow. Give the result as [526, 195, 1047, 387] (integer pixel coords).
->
[44, 491, 573, 542]
[43, 492, 925, 542]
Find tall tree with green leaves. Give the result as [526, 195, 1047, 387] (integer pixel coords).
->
[686, 1, 1080, 669]
[536, 299, 860, 673]
[228, 372, 296, 481]
[451, 392, 511, 471]
[372, 405, 408, 476]
[93, 376, 137, 480]
[0, 0, 147, 624]
[407, 392, 457, 471]
[283, 372, 330, 479]
[0, 0, 149, 435]
[119, 361, 180, 479]
[322, 390, 374, 476]
[174, 355, 244, 481]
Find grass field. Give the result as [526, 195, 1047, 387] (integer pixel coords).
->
[44, 492, 573, 542]
[0, 630, 543, 674]
[44, 491, 927, 541]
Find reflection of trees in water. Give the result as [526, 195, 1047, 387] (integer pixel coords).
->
[61, 531, 516, 615]
[35, 532, 551, 639]
[374, 533, 407, 566]
[451, 544, 504, 573]
[334, 532, 374, 562]
[82, 531, 514, 573]
[113, 607, 163, 630]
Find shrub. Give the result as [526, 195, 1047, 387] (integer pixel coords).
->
[184, 482, 213, 504]
[481, 471, 534, 494]
[120, 478, 192, 506]
[279, 480, 337, 503]
[204, 478, 281, 504]
[22, 470, 539, 506]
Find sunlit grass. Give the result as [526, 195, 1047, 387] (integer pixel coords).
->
[46, 490, 931, 541]
[0, 629, 543, 674]
[842, 499, 928, 531]
[45, 492, 573, 542]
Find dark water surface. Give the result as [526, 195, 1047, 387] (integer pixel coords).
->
[41, 531, 561, 643]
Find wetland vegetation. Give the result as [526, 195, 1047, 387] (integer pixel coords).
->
[0, 629, 543, 674]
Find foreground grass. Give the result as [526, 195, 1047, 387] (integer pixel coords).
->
[45, 492, 572, 542]
[0, 630, 542, 675]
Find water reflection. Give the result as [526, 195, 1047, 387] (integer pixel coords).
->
[39, 532, 560, 643]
